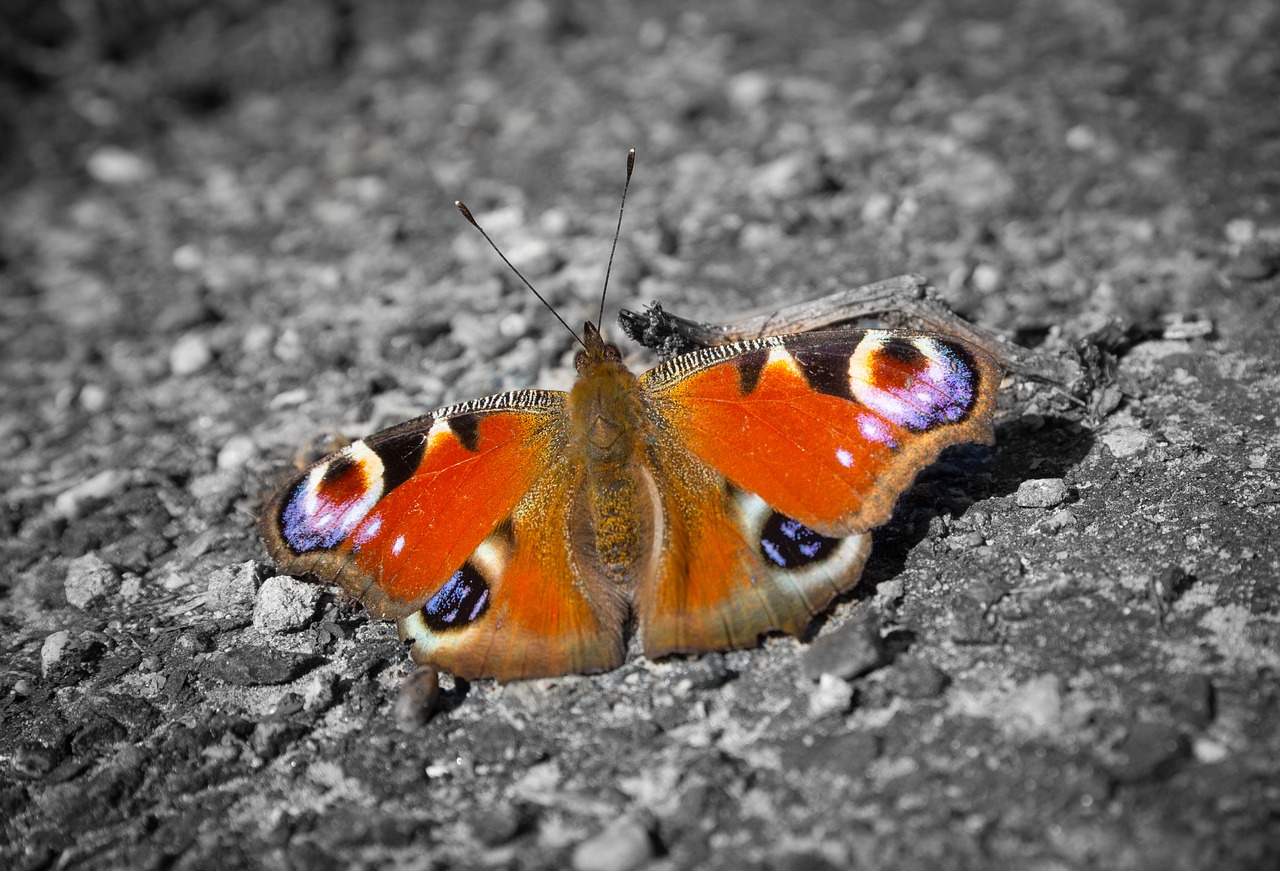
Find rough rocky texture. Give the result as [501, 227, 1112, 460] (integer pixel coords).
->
[2, 2, 1278, 869]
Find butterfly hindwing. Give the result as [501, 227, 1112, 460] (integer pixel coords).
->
[397, 463, 629, 680]
[636, 328, 1000, 655]
[636, 444, 874, 658]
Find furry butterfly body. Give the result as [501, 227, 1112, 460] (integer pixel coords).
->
[261, 319, 1001, 681]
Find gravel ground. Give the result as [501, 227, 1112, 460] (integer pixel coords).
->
[2, 2, 1279, 869]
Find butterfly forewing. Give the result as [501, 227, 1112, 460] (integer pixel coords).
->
[640, 329, 1000, 536]
[260, 391, 565, 619]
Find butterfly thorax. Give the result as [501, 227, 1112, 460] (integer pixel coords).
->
[566, 323, 659, 589]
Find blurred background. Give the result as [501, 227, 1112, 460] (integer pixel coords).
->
[2, 2, 1278, 869]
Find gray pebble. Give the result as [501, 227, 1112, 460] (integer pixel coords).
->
[253, 574, 322, 633]
[1109, 721, 1190, 782]
[64, 553, 121, 609]
[395, 666, 441, 731]
[886, 659, 951, 699]
[752, 152, 826, 201]
[802, 610, 884, 681]
[1015, 478, 1071, 509]
[204, 647, 321, 686]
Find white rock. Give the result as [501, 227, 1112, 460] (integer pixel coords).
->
[1007, 673, 1064, 736]
[216, 435, 259, 471]
[86, 146, 154, 185]
[253, 574, 322, 633]
[728, 70, 772, 110]
[41, 631, 73, 677]
[1015, 478, 1071, 509]
[809, 672, 855, 718]
[53, 469, 130, 519]
[571, 815, 653, 871]
[207, 560, 264, 610]
[64, 553, 121, 609]
[170, 332, 214, 376]
[1101, 426, 1153, 458]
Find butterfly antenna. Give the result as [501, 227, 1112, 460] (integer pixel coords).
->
[455, 200, 586, 350]
[597, 147, 636, 331]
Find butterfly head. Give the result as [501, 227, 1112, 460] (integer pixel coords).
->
[575, 321, 624, 373]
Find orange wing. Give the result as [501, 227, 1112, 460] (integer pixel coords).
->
[260, 391, 627, 680]
[636, 329, 1001, 656]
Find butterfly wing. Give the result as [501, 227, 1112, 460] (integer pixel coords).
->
[636, 329, 1001, 656]
[260, 390, 628, 680]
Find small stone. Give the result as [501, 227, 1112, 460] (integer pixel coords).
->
[395, 666, 441, 731]
[753, 152, 826, 200]
[1227, 244, 1280, 281]
[1192, 737, 1228, 764]
[802, 610, 884, 681]
[860, 192, 893, 223]
[1015, 478, 1071, 509]
[41, 630, 73, 677]
[949, 530, 986, 549]
[172, 243, 204, 271]
[207, 561, 267, 611]
[64, 553, 121, 609]
[205, 647, 322, 685]
[302, 673, 339, 713]
[1006, 673, 1064, 735]
[170, 332, 214, 376]
[253, 575, 322, 633]
[1108, 721, 1190, 782]
[1224, 217, 1256, 246]
[808, 673, 855, 718]
[872, 578, 904, 619]
[53, 469, 130, 519]
[470, 803, 524, 847]
[971, 263, 1002, 293]
[571, 814, 654, 871]
[79, 384, 109, 413]
[216, 434, 259, 471]
[727, 70, 772, 111]
[86, 146, 154, 185]
[1160, 313, 1214, 340]
[119, 572, 144, 603]
[1065, 124, 1098, 152]
[886, 659, 951, 699]
[1037, 508, 1077, 533]
[1101, 426, 1153, 458]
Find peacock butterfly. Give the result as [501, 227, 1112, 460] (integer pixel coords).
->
[259, 151, 1003, 682]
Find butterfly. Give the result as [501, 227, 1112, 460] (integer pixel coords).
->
[259, 155, 1002, 682]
